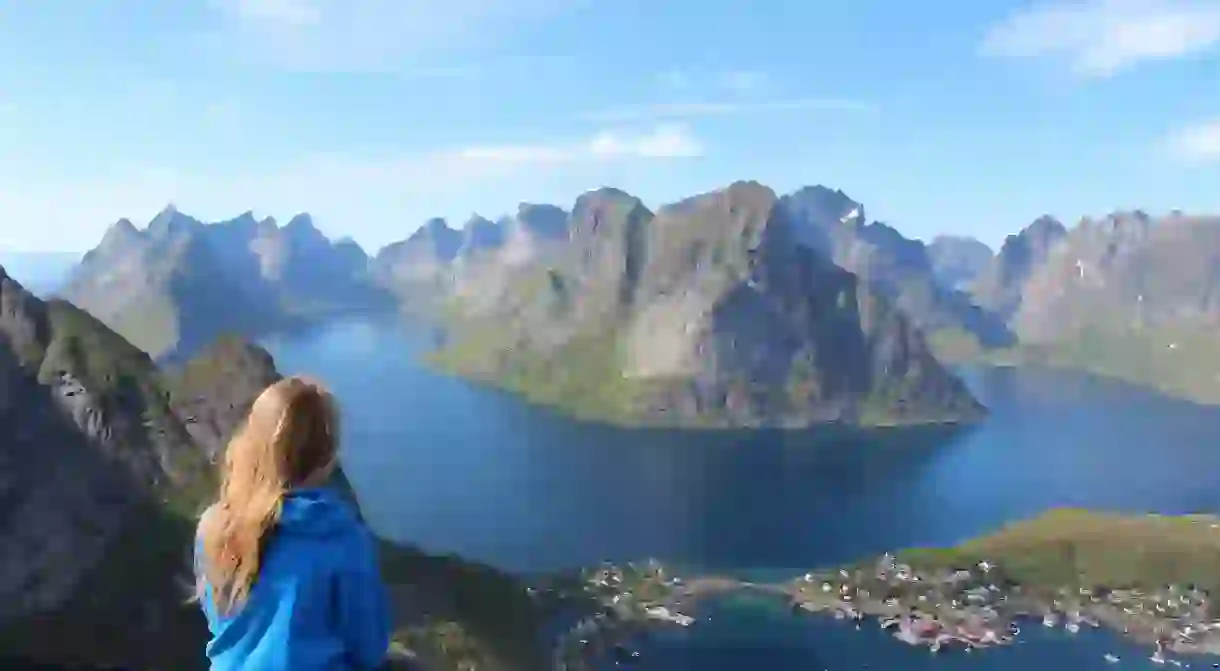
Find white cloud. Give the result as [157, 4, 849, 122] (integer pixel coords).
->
[1165, 118, 1220, 161]
[455, 124, 704, 163]
[582, 98, 876, 123]
[205, 0, 575, 72]
[981, 0, 1220, 76]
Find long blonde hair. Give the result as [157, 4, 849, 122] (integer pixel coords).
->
[196, 376, 340, 615]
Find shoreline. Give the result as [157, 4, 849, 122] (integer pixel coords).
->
[557, 559, 1220, 665]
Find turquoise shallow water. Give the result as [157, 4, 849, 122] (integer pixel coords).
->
[262, 316, 1220, 669]
[624, 593, 1208, 670]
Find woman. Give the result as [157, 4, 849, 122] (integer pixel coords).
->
[194, 376, 392, 670]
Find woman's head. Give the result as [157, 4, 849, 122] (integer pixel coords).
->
[196, 376, 340, 613]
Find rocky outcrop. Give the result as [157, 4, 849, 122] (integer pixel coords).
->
[779, 187, 1013, 347]
[432, 182, 985, 427]
[1, 264, 555, 670]
[0, 263, 216, 669]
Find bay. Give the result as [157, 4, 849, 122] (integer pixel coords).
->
[263, 315, 1220, 669]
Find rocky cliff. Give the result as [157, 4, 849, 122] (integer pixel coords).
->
[431, 182, 985, 427]
[779, 186, 1013, 348]
[968, 211, 1220, 402]
[0, 264, 555, 670]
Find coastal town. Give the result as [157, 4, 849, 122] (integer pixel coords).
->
[786, 552, 1220, 665]
[539, 554, 1220, 668]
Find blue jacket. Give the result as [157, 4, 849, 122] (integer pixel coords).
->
[196, 487, 393, 670]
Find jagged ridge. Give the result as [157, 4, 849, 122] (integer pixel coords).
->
[431, 182, 985, 428]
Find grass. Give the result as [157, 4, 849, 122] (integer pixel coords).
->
[952, 323, 1220, 406]
[926, 326, 986, 363]
[895, 509, 1220, 594]
[429, 322, 650, 426]
[380, 542, 552, 671]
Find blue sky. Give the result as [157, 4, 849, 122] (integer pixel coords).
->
[0, 0, 1218, 253]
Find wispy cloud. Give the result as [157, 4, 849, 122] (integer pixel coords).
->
[204, 0, 574, 73]
[981, 0, 1220, 77]
[454, 124, 704, 163]
[1165, 118, 1220, 161]
[582, 98, 876, 123]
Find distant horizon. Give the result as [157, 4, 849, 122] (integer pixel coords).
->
[3, 183, 1213, 256]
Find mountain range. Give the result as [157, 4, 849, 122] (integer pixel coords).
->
[969, 210, 1220, 401]
[430, 182, 985, 426]
[9, 180, 1220, 668]
[62, 205, 393, 361]
[0, 263, 559, 670]
[59, 182, 1220, 420]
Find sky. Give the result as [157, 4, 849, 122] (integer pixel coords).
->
[0, 0, 1218, 253]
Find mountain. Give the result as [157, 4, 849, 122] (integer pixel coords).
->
[372, 217, 464, 309]
[430, 182, 985, 427]
[972, 215, 1068, 319]
[969, 211, 1220, 402]
[0, 250, 79, 296]
[62, 205, 393, 360]
[927, 235, 993, 291]
[778, 186, 1013, 349]
[0, 262, 224, 669]
[0, 264, 558, 670]
[373, 205, 572, 315]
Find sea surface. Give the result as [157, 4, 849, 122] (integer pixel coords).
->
[263, 315, 1220, 670]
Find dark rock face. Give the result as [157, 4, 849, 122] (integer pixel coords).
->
[62, 208, 393, 361]
[0, 264, 216, 669]
[779, 187, 1013, 348]
[2, 264, 553, 670]
[974, 212, 1220, 342]
[434, 182, 985, 427]
[163, 336, 282, 459]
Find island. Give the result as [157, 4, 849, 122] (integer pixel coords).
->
[543, 509, 1220, 668]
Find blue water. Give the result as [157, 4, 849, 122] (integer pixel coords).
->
[263, 315, 1220, 669]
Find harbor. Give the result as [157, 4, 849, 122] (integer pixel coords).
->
[541, 555, 1220, 668]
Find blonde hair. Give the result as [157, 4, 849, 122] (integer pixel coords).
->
[196, 376, 340, 615]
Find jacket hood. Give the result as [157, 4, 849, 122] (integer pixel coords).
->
[277, 486, 360, 538]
